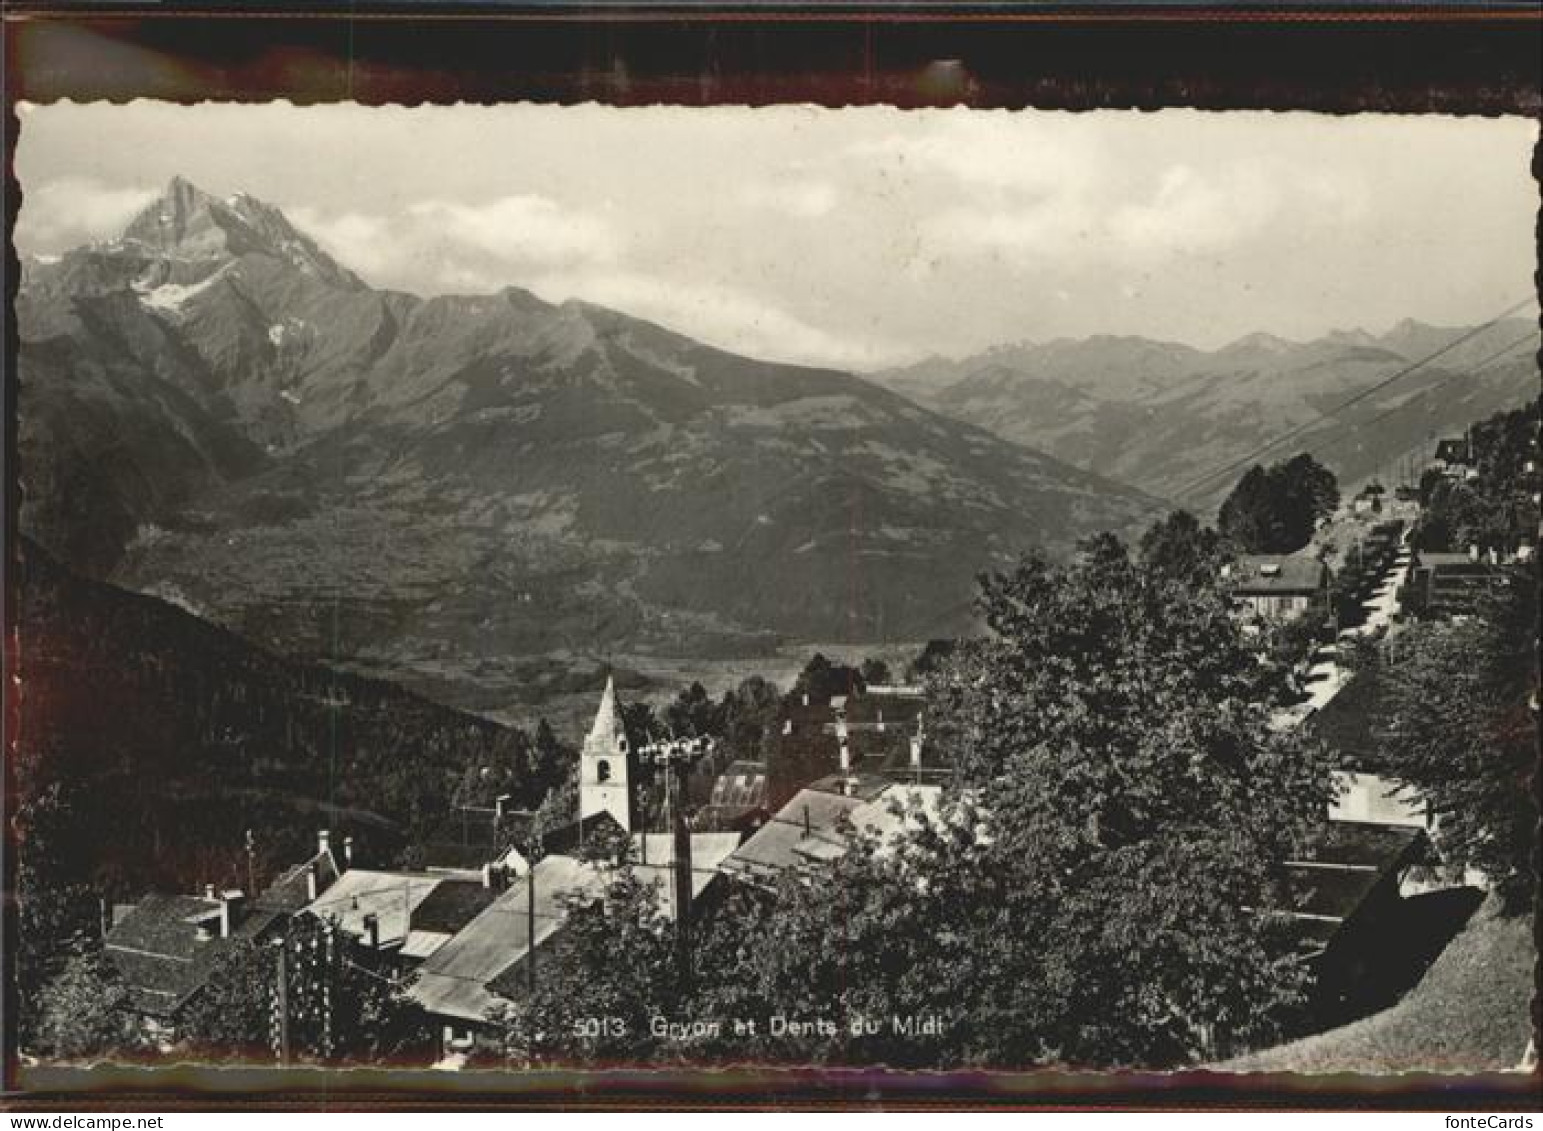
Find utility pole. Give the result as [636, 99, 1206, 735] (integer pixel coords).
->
[670, 764, 693, 991]
[507, 808, 545, 998]
[245, 829, 257, 902]
[638, 735, 712, 992]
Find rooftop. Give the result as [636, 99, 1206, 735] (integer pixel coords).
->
[105, 893, 280, 1018]
[722, 778, 942, 878]
[410, 878, 499, 936]
[253, 845, 340, 914]
[1230, 554, 1328, 595]
[409, 831, 739, 1023]
[300, 869, 444, 949]
[1278, 820, 1426, 949]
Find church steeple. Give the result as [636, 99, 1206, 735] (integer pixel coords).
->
[580, 675, 633, 832]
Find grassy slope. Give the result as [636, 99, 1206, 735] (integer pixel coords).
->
[1223, 895, 1536, 1074]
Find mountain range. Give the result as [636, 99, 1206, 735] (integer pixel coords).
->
[16, 177, 1155, 710]
[873, 318, 1539, 507]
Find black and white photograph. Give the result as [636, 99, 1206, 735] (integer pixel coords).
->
[6, 91, 1539, 1091]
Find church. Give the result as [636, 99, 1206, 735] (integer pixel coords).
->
[578, 674, 637, 833]
[407, 677, 741, 1062]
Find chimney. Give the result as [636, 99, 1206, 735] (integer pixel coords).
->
[218, 890, 244, 938]
[343, 836, 354, 869]
[363, 912, 380, 951]
[910, 732, 923, 769]
[481, 862, 494, 889]
[204, 882, 217, 901]
[306, 861, 320, 902]
[1469, 544, 1481, 562]
[495, 794, 512, 821]
[317, 829, 331, 857]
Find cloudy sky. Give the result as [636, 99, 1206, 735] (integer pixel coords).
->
[14, 102, 1538, 370]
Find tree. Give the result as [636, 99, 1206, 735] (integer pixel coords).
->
[1370, 572, 1537, 909]
[858, 657, 893, 687]
[29, 945, 144, 1061]
[915, 535, 1337, 1064]
[1280, 452, 1340, 531]
[180, 940, 275, 1055]
[179, 918, 433, 1064]
[1217, 454, 1339, 554]
[689, 797, 1018, 1068]
[531, 718, 574, 800]
[13, 782, 104, 1046]
[1139, 510, 1228, 585]
[720, 675, 781, 763]
[491, 852, 679, 1065]
[663, 682, 726, 739]
[793, 653, 863, 702]
[1217, 465, 1279, 553]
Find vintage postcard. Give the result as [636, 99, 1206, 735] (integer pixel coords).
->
[4, 42, 1539, 1108]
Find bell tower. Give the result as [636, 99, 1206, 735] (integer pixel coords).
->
[580, 675, 633, 832]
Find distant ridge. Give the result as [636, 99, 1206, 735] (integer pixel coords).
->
[870, 315, 1539, 506]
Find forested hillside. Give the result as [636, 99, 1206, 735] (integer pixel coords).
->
[13, 538, 550, 898]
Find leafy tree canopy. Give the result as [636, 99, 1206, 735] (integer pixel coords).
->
[1368, 572, 1538, 910]
[1218, 453, 1340, 554]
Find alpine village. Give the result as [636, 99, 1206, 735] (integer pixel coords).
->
[12, 178, 1540, 1075]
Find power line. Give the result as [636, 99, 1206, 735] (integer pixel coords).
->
[1170, 297, 1537, 504]
[1308, 332, 1537, 457]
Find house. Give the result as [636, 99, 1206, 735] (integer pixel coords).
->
[720, 771, 942, 884]
[1226, 554, 1329, 622]
[1352, 481, 1386, 515]
[694, 759, 770, 834]
[1279, 821, 1434, 1022]
[1432, 436, 1474, 476]
[251, 830, 344, 916]
[768, 682, 939, 808]
[299, 868, 449, 963]
[1405, 550, 1520, 619]
[419, 796, 525, 879]
[106, 830, 343, 1041]
[409, 830, 740, 1058]
[104, 887, 283, 1044]
[500, 810, 628, 870]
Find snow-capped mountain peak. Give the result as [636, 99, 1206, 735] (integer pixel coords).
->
[118, 175, 360, 288]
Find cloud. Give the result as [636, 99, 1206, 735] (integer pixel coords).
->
[15, 176, 158, 251]
[286, 207, 395, 278]
[532, 269, 901, 370]
[850, 117, 1101, 196]
[917, 158, 1375, 271]
[407, 195, 619, 268]
[740, 180, 838, 219]
[290, 195, 620, 295]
